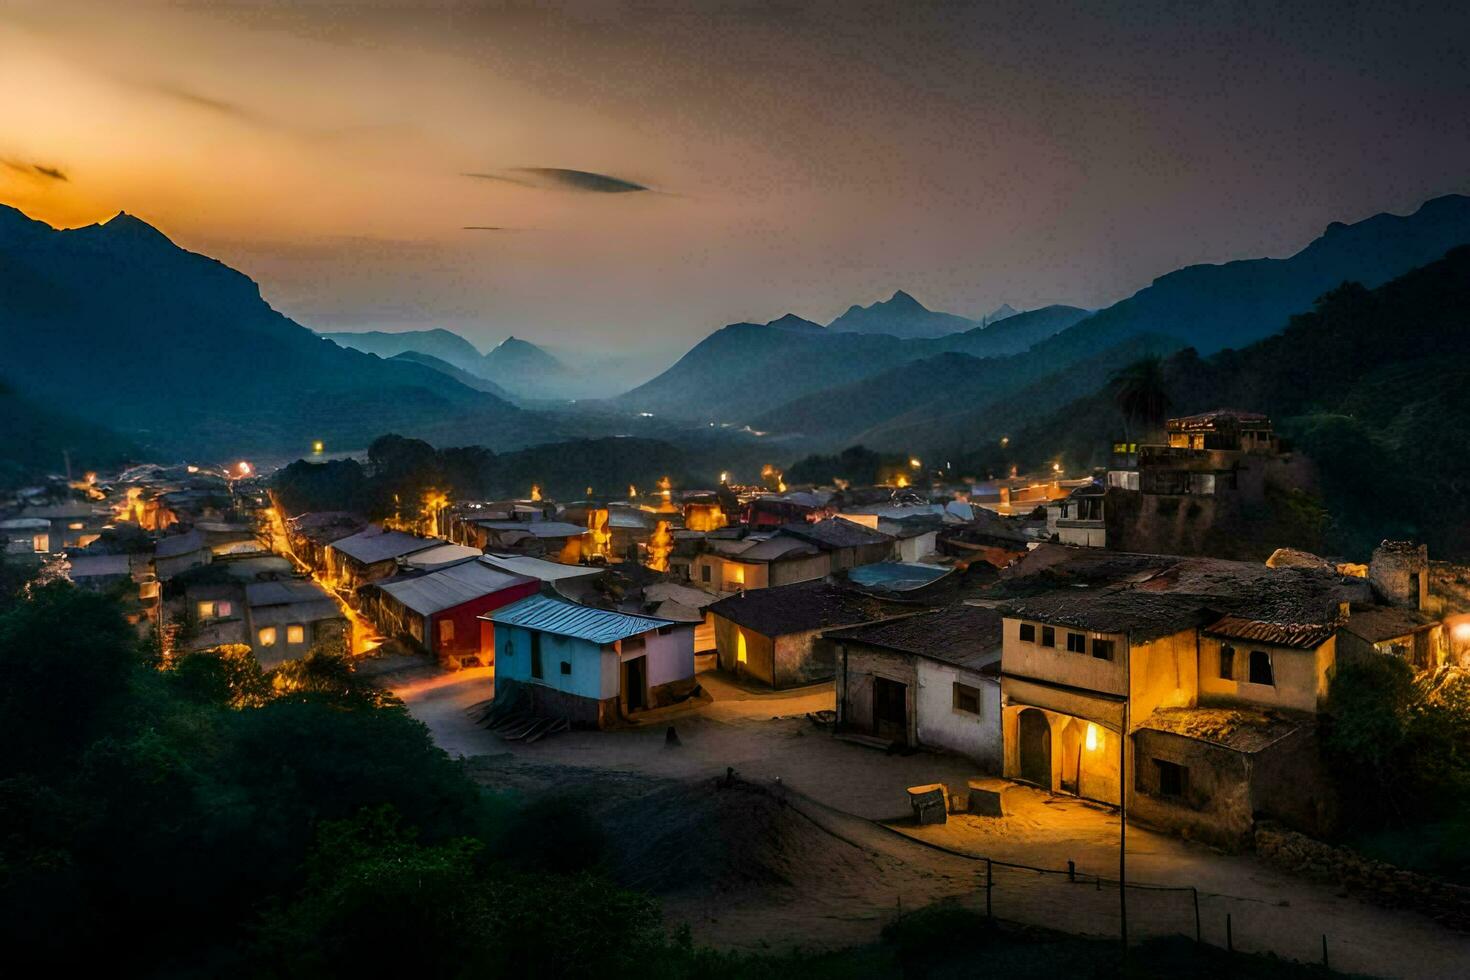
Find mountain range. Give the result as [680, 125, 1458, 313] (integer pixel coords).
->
[0, 206, 536, 458]
[322, 328, 584, 402]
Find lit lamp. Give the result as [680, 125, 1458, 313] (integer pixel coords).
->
[1085, 722, 1099, 751]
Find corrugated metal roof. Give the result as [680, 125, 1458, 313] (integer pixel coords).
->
[404, 543, 483, 569]
[328, 527, 444, 564]
[67, 554, 131, 578]
[246, 579, 334, 607]
[478, 554, 604, 583]
[1203, 614, 1337, 650]
[478, 521, 587, 538]
[155, 529, 208, 558]
[487, 593, 676, 643]
[847, 561, 952, 592]
[379, 562, 534, 616]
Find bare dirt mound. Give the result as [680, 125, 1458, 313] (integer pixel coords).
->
[600, 776, 885, 897]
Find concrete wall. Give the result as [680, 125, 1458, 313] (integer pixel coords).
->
[768, 553, 832, 588]
[837, 643, 917, 742]
[1003, 617, 1128, 697]
[773, 628, 836, 687]
[1001, 702, 1121, 804]
[896, 531, 938, 564]
[713, 614, 775, 685]
[1197, 635, 1332, 713]
[916, 657, 1001, 772]
[1129, 629, 1200, 721]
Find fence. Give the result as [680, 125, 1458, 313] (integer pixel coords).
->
[774, 781, 1340, 971]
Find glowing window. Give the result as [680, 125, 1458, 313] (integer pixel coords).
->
[439, 619, 455, 645]
[736, 629, 748, 664]
[1019, 623, 1036, 643]
[68, 522, 84, 531]
[258, 627, 278, 647]
[287, 625, 305, 644]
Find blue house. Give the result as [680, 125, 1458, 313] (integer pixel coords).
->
[485, 593, 697, 728]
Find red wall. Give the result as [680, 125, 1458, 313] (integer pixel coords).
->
[429, 579, 540, 661]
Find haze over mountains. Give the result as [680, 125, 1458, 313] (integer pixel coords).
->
[4, 193, 1470, 488]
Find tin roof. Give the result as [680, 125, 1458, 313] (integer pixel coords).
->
[328, 527, 445, 564]
[847, 561, 952, 593]
[67, 554, 131, 578]
[1340, 605, 1440, 643]
[378, 562, 534, 616]
[825, 605, 1003, 671]
[245, 579, 334, 607]
[478, 554, 604, 583]
[486, 593, 676, 643]
[1202, 614, 1338, 650]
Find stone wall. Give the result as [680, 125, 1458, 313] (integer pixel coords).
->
[1254, 823, 1470, 931]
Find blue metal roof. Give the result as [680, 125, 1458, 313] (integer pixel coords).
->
[847, 561, 952, 592]
[486, 593, 676, 643]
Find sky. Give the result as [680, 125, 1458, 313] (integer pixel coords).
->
[3, 0, 1469, 362]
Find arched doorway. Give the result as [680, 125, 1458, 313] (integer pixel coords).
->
[1018, 708, 1052, 790]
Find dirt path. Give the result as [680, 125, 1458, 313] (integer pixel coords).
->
[398, 668, 1470, 978]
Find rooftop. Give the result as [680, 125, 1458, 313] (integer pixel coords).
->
[478, 553, 604, 583]
[486, 593, 677, 643]
[706, 580, 896, 637]
[328, 527, 445, 564]
[825, 605, 1004, 672]
[1341, 604, 1440, 643]
[245, 579, 334, 607]
[846, 561, 953, 593]
[378, 562, 534, 616]
[67, 554, 131, 578]
[1139, 705, 1308, 753]
[778, 517, 893, 550]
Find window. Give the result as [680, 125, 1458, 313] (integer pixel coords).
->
[287, 624, 305, 644]
[530, 633, 543, 679]
[1155, 759, 1187, 798]
[1041, 626, 1055, 648]
[1248, 649, 1274, 686]
[953, 682, 980, 715]
[1019, 623, 1036, 643]
[1066, 632, 1087, 653]
[197, 600, 233, 620]
[438, 619, 455, 645]
[701, 565, 712, 583]
[68, 522, 84, 531]
[1219, 645, 1235, 680]
[258, 627, 277, 647]
[657, 625, 673, 636]
[560, 661, 572, 675]
[1091, 638, 1115, 661]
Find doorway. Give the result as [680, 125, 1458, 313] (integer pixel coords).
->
[1019, 708, 1052, 790]
[873, 676, 907, 742]
[623, 656, 647, 712]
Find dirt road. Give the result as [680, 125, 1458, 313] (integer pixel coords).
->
[396, 667, 1470, 978]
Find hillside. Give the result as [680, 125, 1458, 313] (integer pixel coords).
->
[982, 246, 1470, 558]
[320, 327, 486, 375]
[1053, 194, 1470, 356]
[388, 351, 519, 402]
[0, 379, 138, 488]
[0, 205, 533, 457]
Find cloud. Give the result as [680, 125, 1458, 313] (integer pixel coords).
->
[2, 159, 68, 182]
[462, 225, 509, 231]
[464, 168, 650, 193]
[146, 81, 257, 121]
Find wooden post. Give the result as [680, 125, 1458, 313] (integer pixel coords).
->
[1192, 888, 1201, 944]
[1068, 859, 1076, 882]
[986, 858, 993, 919]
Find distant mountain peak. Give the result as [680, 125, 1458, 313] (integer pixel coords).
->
[887, 289, 925, 309]
[766, 313, 824, 331]
[95, 210, 174, 246]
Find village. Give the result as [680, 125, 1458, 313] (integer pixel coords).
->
[6, 410, 1470, 976]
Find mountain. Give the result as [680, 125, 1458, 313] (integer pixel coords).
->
[1059, 194, 1470, 355]
[321, 327, 486, 375]
[480, 336, 583, 401]
[387, 351, 518, 402]
[618, 305, 1088, 423]
[827, 289, 978, 339]
[0, 377, 138, 488]
[0, 205, 534, 456]
[977, 246, 1470, 558]
[982, 303, 1018, 325]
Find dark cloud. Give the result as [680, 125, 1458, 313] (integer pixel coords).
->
[462, 225, 508, 231]
[463, 168, 650, 193]
[147, 81, 255, 121]
[2, 159, 68, 182]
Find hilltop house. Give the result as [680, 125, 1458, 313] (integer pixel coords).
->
[486, 593, 696, 728]
[457, 519, 587, 560]
[284, 511, 367, 570]
[689, 518, 896, 594]
[368, 558, 538, 667]
[828, 605, 1003, 769]
[244, 579, 348, 668]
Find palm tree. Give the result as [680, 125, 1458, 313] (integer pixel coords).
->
[1109, 356, 1171, 448]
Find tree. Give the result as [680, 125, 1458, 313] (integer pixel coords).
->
[1108, 355, 1171, 447]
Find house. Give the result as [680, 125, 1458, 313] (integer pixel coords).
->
[244, 579, 348, 668]
[154, 529, 213, 580]
[1337, 604, 1444, 672]
[1167, 409, 1279, 453]
[1, 517, 53, 554]
[745, 492, 825, 528]
[776, 518, 896, 572]
[64, 553, 134, 592]
[370, 559, 538, 666]
[458, 519, 587, 560]
[640, 581, 728, 657]
[284, 511, 367, 571]
[486, 593, 696, 728]
[827, 605, 1003, 769]
[690, 534, 828, 593]
[478, 552, 606, 585]
[994, 546, 1361, 847]
[1045, 482, 1106, 548]
[402, 543, 485, 572]
[323, 526, 445, 590]
[706, 580, 897, 688]
[20, 502, 110, 551]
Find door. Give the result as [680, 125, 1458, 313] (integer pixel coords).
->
[623, 656, 647, 712]
[872, 676, 907, 742]
[1018, 708, 1052, 790]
